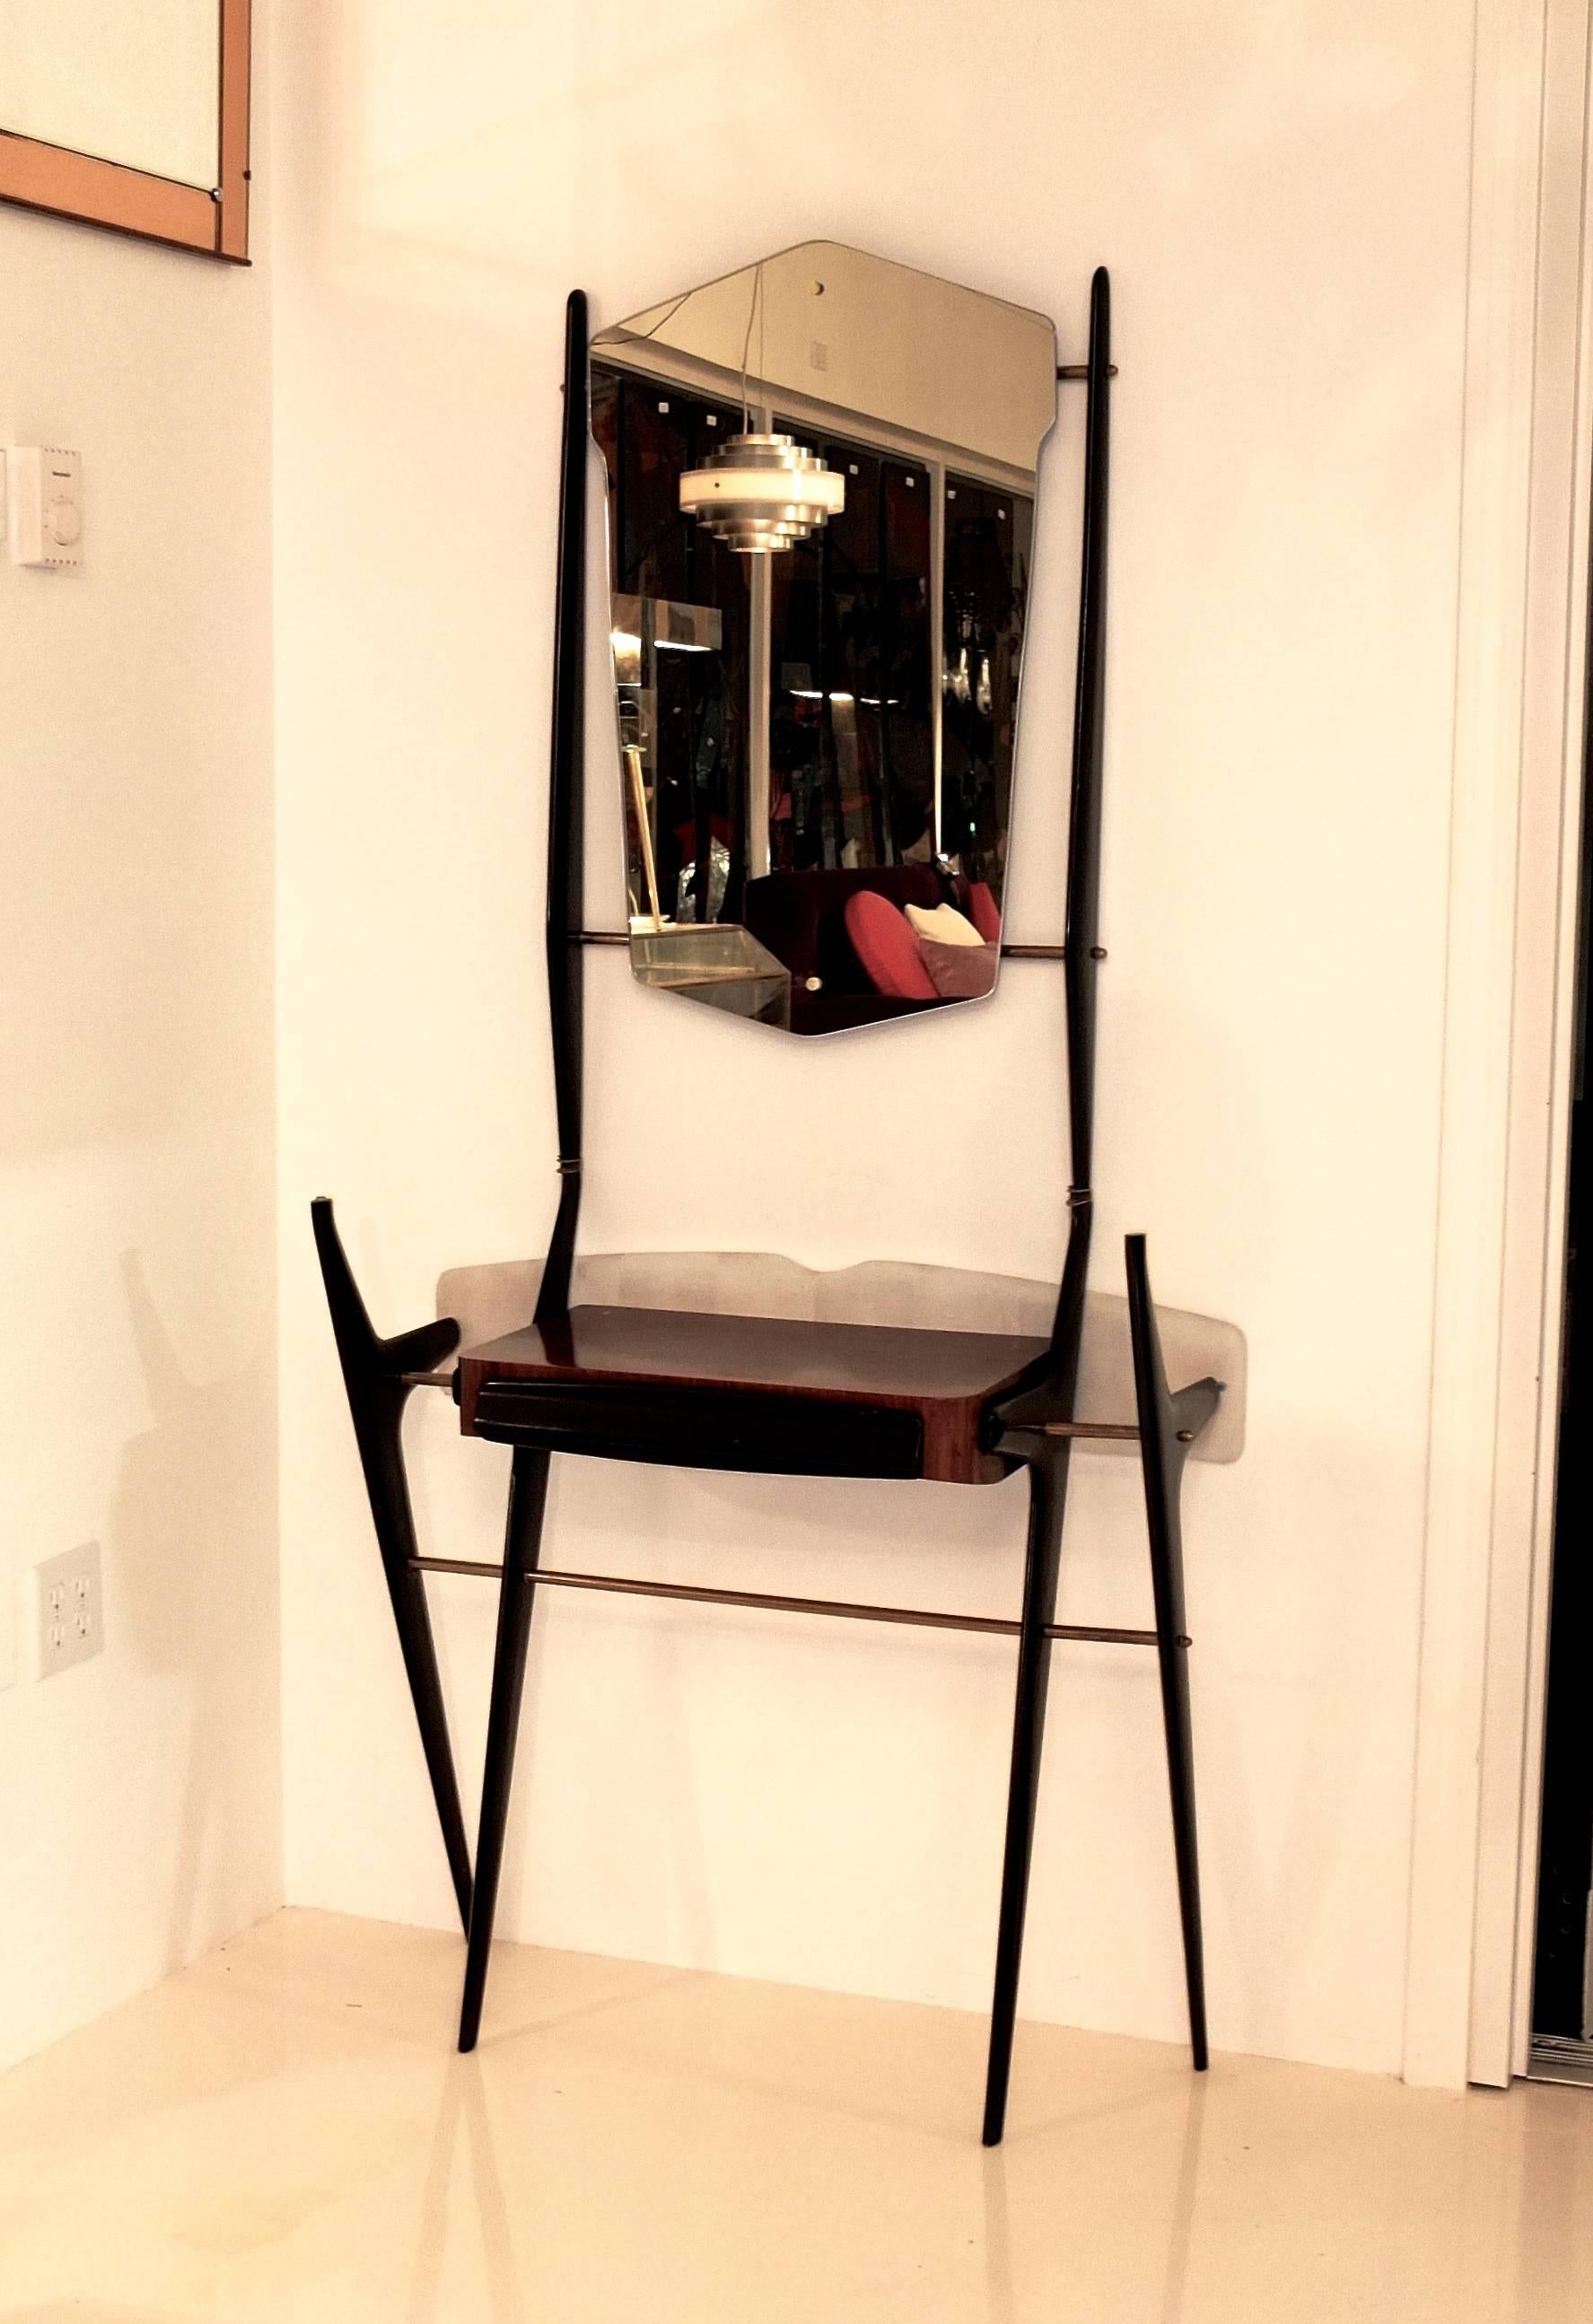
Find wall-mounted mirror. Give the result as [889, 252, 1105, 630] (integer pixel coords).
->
[0, 0, 250, 260]
[591, 242, 1055, 1035]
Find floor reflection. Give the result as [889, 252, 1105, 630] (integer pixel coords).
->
[1158, 2079, 1207, 2323]
[983, 2071, 1209, 2322]
[407, 2061, 523, 2324]
[0, 1914, 1588, 2322]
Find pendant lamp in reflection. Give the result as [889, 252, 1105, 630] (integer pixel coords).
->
[679, 432, 845, 553]
[678, 264, 845, 554]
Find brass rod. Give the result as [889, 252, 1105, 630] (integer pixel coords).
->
[1052, 1621, 1174, 1647]
[1032, 1420, 1139, 1440]
[532, 1568, 1025, 1633]
[1058, 363, 1120, 380]
[996, 1419, 1140, 1443]
[577, 930, 1070, 961]
[407, 1557, 1169, 1647]
[401, 1372, 455, 1390]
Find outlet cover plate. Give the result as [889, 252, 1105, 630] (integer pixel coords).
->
[35, 1542, 103, 1678]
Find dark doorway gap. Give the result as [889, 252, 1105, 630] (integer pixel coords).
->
[1530, 494, 1593, 2068]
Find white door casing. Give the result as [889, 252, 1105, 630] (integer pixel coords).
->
[1405, 0, 1593, 2090]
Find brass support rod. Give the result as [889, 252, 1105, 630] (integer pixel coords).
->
[575, 930, 1072, 961]
[1022, 1420, 1140, 1441]
[401, 1372, 456, 1390]
[407, 1556, 1178, 1647]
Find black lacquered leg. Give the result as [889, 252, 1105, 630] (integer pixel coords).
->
[311, 1197, 473, 1932]
[982, 1453, 1070, 2146]
[387, 1566, 476, 1934]
[1125, 1233, 1221, 2073]
[458, 1448, 551, 2053]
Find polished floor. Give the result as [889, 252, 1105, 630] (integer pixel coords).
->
[0, 1910, 1588, 2321]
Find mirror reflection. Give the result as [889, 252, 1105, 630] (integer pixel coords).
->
[0, 0, 222, 189]
[591, 242, 1056, 1035]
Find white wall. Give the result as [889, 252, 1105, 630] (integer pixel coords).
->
[272, 0, 1475, 2075]
[0, 199, 280, 2069]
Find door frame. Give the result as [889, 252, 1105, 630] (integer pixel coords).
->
[1405, 0, 1593, 2091]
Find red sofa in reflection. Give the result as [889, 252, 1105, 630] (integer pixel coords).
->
[743, 865, 1001, 1034]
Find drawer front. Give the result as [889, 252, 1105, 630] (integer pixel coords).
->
[468, 1376, 924, 1481]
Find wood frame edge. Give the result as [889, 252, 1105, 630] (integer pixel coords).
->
[0, 0, 251, 263]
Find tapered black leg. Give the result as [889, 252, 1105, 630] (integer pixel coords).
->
[1146, 1542, 1207, 2071]
[458, 1448, 551, 2053]
[311, 1197, 473, 1932]
[982, 1453, 1070, 2146]
[1125, 1233, 1221, 2072]
[386, 1563, 476, 1935]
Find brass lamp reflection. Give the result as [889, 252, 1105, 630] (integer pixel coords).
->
[678, 432, 845, 554]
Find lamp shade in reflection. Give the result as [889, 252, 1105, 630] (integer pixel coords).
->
[678, 432, 845, 553]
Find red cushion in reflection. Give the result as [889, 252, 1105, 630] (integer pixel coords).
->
[844, 890, 939, 1000]
[966, 882, 1002, 944]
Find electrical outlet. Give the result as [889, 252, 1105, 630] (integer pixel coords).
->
[35, 1542, 103, 1679]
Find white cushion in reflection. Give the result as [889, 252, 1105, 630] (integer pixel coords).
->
[905, 902, 985, 948]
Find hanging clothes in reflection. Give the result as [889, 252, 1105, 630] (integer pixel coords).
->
[768, 430, 934, 876]
[591, 363, 751, 927]
[942, 477, 1033, 910]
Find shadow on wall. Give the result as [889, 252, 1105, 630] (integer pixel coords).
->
[109, 1248, 276, 1978]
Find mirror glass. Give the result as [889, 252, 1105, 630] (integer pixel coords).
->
[0, 0, 221, 189]
[591, 241, 1056, 1035]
